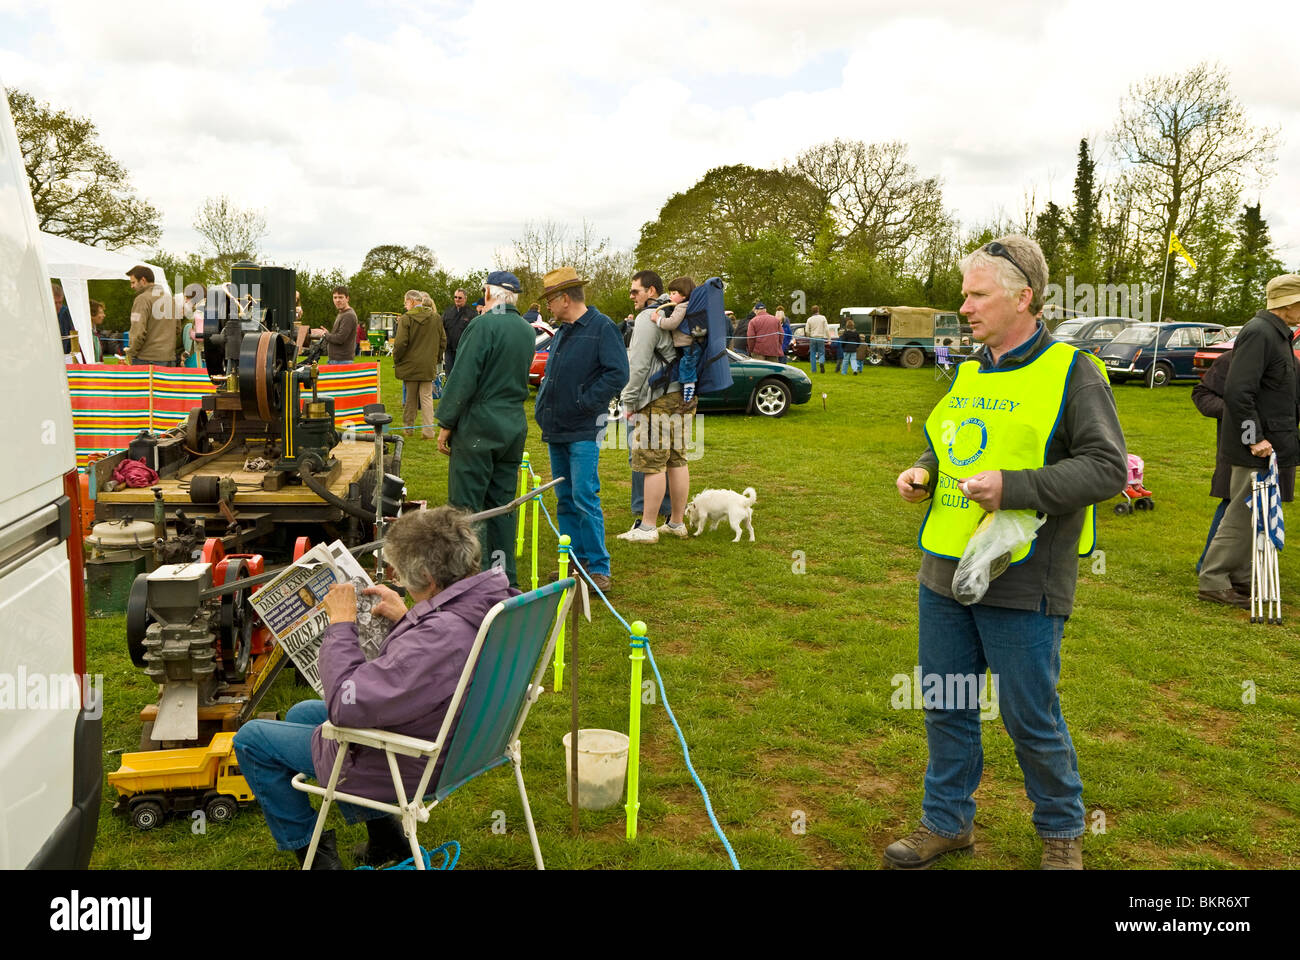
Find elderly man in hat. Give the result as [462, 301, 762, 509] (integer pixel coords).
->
[534, 267, 629, 593]
[1198, 273, 1300, 608]
[436, 271, 536, 587]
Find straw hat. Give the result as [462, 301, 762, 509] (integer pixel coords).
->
[1266, 274, 1300, 311]
[539, 266, 588, 300]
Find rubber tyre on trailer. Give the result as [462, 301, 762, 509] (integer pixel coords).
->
[131, 800, 164, 830]
[867, 351, 884, 366]
[752, 378, 792, 417]
[900, 347, 925, 369]
[1145, 362, 1173, 387]
[205, 796, 237, 823]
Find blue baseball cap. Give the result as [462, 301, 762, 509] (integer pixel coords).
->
[485, 270, 522, 293]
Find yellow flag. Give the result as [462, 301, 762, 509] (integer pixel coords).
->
[1169, 232, 1197, 271]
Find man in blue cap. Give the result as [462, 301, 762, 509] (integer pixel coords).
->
[436, 271, 536, 587]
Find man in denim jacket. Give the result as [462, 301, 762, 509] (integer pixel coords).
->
[534, 267, 628, 593]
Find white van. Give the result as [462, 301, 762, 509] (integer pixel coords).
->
[0, 88, 101, 867]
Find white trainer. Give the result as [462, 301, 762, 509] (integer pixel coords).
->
[618, 524, 659, 543]
[657, 521, 689, 538]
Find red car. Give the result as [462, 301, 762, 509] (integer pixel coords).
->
[528, 320, 556, 387]
[1192, 326, 1300, 377]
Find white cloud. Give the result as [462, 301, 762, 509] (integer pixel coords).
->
[1, 0, 1295, 276]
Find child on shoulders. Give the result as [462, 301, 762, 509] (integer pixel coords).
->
[653, 276, 704, 403]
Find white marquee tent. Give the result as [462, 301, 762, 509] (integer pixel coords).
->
[40, 231, 170, 362]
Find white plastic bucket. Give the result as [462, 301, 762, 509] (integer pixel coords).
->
[562, 728, 630, 810]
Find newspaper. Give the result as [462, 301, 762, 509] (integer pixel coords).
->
[325, 540, 393, 660]
[248, 541, 392, 696]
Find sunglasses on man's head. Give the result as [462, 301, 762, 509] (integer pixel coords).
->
[983, 241, 1032, 286]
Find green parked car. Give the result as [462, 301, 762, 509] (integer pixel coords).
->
[695, 350, 812, 417]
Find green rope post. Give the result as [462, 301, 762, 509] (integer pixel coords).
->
[530, 474, 541, 592]
[626, 620, 647, 840]
[554, 535, 570, 692]
[515, 453, 529, 558]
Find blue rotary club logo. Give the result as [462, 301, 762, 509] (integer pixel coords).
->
[948, 417, 988, 467]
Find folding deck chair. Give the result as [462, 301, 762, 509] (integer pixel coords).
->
[934, 343, 955, 382]
[292, 578, 577, 870]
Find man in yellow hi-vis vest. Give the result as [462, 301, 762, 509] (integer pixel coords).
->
[888, 235, 1128, 871]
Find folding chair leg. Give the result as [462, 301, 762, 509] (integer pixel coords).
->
[512, 744, 544, 870]
[407, 816, 424, 870]
[303, 746, 348, 870]
[1251, 483, 1260, 622]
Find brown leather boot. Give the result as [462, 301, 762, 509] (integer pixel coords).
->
[883, 825, 974, 869]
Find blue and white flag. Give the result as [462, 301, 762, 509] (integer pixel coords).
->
[1252, 453, 1285, 551]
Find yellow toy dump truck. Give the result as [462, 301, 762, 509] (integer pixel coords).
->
[108, 732, 254, 830]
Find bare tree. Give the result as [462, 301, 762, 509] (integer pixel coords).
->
[503, 219, 632, 315]
[789, 139, 946, 267]
[1111, 61, 1278, 306]
[505, 219, 618, 284]
[193, 194, 267, 263]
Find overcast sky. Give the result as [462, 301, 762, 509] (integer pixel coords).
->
[2, 0, 1296, 278]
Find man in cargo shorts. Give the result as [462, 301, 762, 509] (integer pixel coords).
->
[618, 269, 693, 543]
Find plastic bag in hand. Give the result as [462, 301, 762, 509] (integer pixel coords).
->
[952, 509, 1045, 606]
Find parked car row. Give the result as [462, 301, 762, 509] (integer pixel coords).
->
[529, 322, 812, 417]
[1191, 325, 1300, 375]
[1097, 323, 1230, 386]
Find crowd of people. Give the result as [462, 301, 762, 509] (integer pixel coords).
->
[721, 301, 870, 373]
[53, 269, 385, 369]
[56, 243, 1300, 872]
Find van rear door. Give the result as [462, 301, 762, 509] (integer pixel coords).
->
[0, 86, 100, 869]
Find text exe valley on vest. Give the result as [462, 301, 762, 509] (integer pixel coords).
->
[944, 395, 1022, 413]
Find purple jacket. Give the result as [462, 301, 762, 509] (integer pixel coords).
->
[311, 568, 518, 801]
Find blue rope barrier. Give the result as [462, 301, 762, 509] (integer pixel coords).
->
[356, 839, 460, 871]
[527, 471, 741, 870]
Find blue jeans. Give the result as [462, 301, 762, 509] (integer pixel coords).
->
[917, 584, 1084, 839]
[233, 700, 384, 851]
[678, 344, 700, 384]
[809, 338, 825, 368]
[839, 352, 858, 374]
[628, 422, 670, 520]
[547, 440, 610, 577]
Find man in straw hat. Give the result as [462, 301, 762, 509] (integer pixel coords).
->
[436, 270, 535, 587]
[534, 267, 628, 593]
[1198, 273, 1300, 608]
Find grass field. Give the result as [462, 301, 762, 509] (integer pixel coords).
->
[87, 357, 1300, 869]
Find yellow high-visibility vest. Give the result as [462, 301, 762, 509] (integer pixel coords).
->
[919, 341, 1103, 563]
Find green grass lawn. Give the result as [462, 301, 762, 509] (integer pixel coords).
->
[87, 358, 1300, 869]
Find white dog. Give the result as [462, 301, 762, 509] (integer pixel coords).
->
[684, 487, 757, 542]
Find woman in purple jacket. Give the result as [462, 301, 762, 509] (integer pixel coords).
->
[234, 506, 517, 869]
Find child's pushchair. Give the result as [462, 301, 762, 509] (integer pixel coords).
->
[1113, 453, 1154, 514]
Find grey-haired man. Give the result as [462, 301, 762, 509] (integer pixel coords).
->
[890, 235, 1127, 870]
